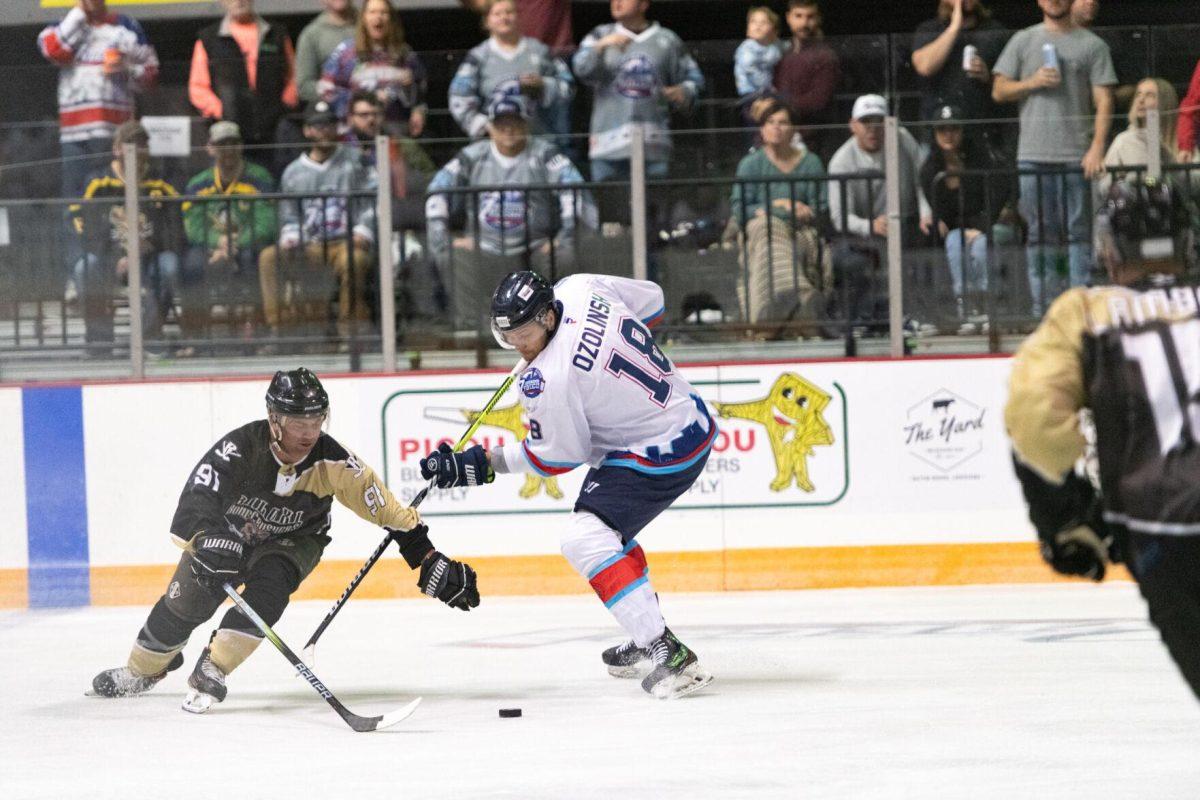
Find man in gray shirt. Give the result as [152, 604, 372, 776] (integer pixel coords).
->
[295, 0, 357, 107]
[993, 0, 1115, 313]
[827, 94, 933, 332]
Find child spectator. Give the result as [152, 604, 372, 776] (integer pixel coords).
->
[734, 7, 784, 102]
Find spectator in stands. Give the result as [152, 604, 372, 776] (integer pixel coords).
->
[993, 0, 1115, 314]
[70, 121, 183, 356]
[827, 94, 933, 331]
[729, 101, 829, 328]
[449, 0, 574, 141]
[320, 0, 427, 138]
[38, 0, 159, 205]
[910, 0, 1007, 145]
[296, 0, 358, 108]
[346, 91, 434, 228]
[459, 0, 573, 53]
[1178, 58, 1200, 163]
[1102, 78, 1179, 189]
[38, 0, 159, 305]
[258, 102, 376, 351]
[734, 7, 784, 121]
[189, 0, 299, 158]
[426, 96, 590, 329]
[180, 122, 276, 356]
[757, 0, 839, 162]
[572, 0, 704, 183]
[919, 104, 1011, 333]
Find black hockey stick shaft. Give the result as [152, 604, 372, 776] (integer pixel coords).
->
[302, 360, 526, 653]
[222, 583, 414, 732]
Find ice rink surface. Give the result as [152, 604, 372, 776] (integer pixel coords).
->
[3, 583, 1199, 799]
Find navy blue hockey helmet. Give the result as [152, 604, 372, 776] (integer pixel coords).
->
[491, 271, 556, 349]
[1096, 178, 1189, 270]
[265, 367, 330, 417]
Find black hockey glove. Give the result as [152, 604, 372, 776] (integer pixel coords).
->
[418, 551, 480, 611]
[189, 531, 247, 591]
[420, 443, 494, 489]
[1040, 524, 1109, 582]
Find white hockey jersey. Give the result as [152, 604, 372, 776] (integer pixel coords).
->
[495, 274, 716, 477]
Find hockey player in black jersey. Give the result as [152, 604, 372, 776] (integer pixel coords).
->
[91, 368, 479, 712]
[1006, 178, 1200, 700]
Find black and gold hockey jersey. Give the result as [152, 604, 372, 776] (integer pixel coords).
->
[1006, 281, 1200, 536]
[170, 420, 415, 546]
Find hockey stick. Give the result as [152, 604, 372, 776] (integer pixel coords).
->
[222, 583, 421, 732]
[301, 358, 527, 662]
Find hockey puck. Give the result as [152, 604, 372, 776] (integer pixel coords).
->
[498, 708, 522, 718]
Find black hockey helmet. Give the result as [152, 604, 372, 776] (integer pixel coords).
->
[1096, 178, 1190, 271]
[265, 367, 329, 417]
[490, 270, 556, 349]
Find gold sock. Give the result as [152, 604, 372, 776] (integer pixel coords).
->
[208, 628, 263, 675]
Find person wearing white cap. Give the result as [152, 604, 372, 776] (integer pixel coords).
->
[826, 94, 933, 333]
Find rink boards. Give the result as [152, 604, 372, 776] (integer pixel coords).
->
[0, 356, 1096, 608]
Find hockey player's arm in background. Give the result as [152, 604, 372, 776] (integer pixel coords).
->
[491, 381, 591, 477]
[121, 17, 159, 91]
[571, 27, 613, 87]
[550, 151, 587, 251]
[425, 156, 466, 268]
[1005, 291, 1112, 580]
[38, 7, 87, 65]
[447, 53, 489, 138]
[169, 432, 249, 546]
[351, 160, 377, 246]
[541, 53, 575, 108]
[668, 36, 705, 108]
[593, 275, 666, 328]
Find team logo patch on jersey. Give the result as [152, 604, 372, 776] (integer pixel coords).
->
[168, 581, 181, 600]
[521, 367, 546, 398]
[479, 190, 528, 234]
[614, 53, 659, 99]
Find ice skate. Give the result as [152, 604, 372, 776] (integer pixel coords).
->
[89, 652, 183, 698]
[182, 647, 227, 714]
[640, 630, 712, 699]
[602, 639, 651, 678]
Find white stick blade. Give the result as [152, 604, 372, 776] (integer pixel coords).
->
[375, 696, 422, 730]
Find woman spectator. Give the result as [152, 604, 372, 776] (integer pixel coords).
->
[919, 104, 1009, 332]
[1104, 78, 1178, 190]
[319, 0, 427, 137]
[729, 101, 830, 329]
[449, 0, 573, 140]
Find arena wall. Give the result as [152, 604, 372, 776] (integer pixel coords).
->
[0, 357, 1110, 609]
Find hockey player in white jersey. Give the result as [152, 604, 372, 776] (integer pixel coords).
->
[421, 270, 716, 699]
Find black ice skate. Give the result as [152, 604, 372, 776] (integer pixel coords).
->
[182, 647, 227, 714]
[640, 630, 713, 699]
[89, 652, 184, 698]
[602, 639, 651, 678]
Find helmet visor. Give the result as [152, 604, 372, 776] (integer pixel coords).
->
[491, 309, 548, 350]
